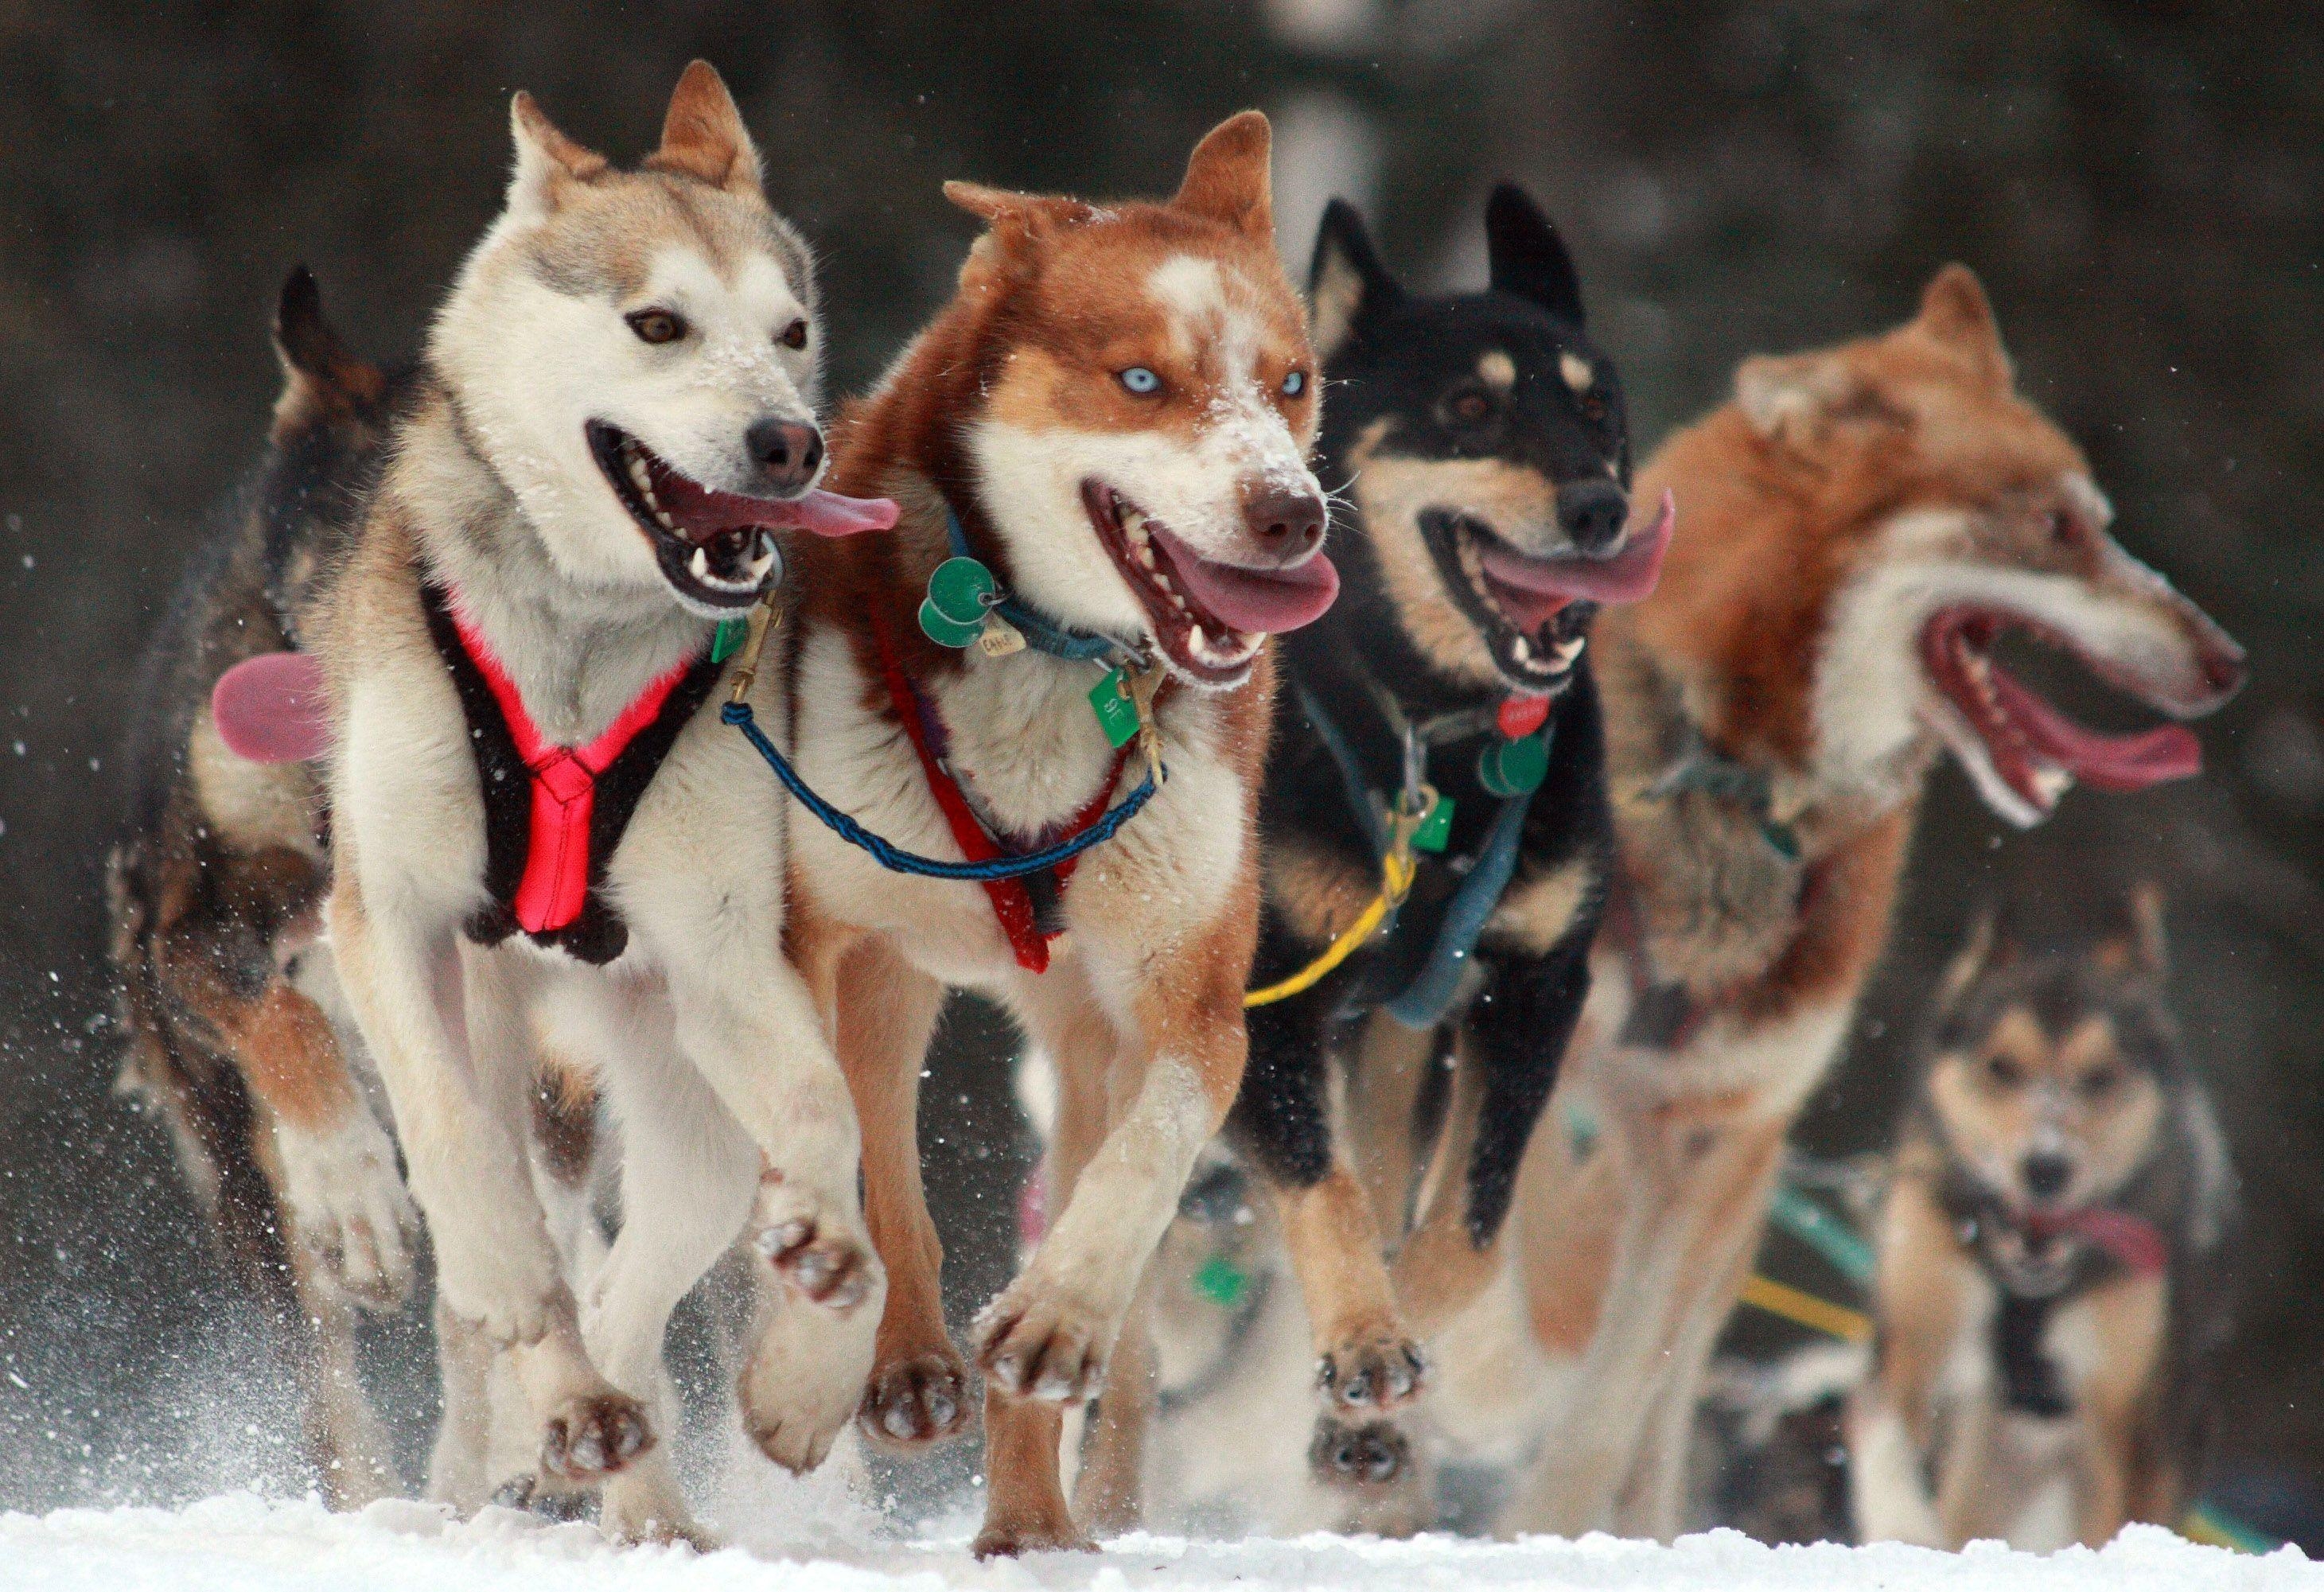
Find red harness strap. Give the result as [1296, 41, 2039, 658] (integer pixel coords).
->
[449, 608, 697, 938]
[870, 617, 1129, 974]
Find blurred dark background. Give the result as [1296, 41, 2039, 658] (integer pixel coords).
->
[2, 0, 2318, 1522]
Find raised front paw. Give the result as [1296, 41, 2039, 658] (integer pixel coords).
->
[738, 1272, 882, 1475]
[860, 1350, 971, 1447]
[974, 1278, 1113, 1405]
[1309, 1414, 1411, 1488]
[275, 1110, 419, 1311]
[1316, 1333, 1427, 1412]
[539, 1392, 652, 1483]
[752, 1190, 879, 1314]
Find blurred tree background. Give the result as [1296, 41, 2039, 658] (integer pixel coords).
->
[0, 0, 2317, 1524]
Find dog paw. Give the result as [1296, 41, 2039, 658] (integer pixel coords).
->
[1315, 1333, 1427, 1411]
[971, 1514, 1096, 1559]
[539, 1392, 652, 1483]
[752, 1193, 879, 1313]
[601, 1466, 718, 1550]
[275, 1109, 418, 1311]
[1308, 1415, 1411, 1488]
[975, 1279, 1115, 1405]
[860, 1350, 971, 1447]
[738, 1273, 881, 1475]
[488, 1472, 596, 1523]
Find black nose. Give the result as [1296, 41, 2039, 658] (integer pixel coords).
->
[2022, 1151, 2073, 1202]
[1242, 486, 1326, 559]
[1556, 479, 1629, 555]
[746, 418, 824, 492]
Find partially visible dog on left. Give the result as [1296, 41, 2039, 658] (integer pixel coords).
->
[1849, 887, 2238, 1550]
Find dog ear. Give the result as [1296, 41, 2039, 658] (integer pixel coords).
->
[507, 91, 606, 223]
[1173, 111, 1272, 240]
[1308, 200, 1401, 361]
[1485, 185, 1585, 327]
[1734, 349, 1862, 445]
[944, 181, 1097, 284]
[1914, 263, 2012, 390]
[648, 60, 764, 198]
[270, 266, 386, 443]
[1935, 906, 2005, 1011]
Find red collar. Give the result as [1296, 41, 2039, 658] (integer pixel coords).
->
[443, 598, 702, 942]
[869, 616, 1130, 974]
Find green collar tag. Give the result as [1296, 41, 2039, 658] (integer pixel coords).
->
[1193, 1253, 1249, 1310]
[1478, 731, 1550, 798]
[1411, 791, 1455, 854]
[711, 617, 748, 664]
[1088, 667, 1141, 749]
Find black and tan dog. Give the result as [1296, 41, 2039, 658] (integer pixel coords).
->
[1848, 889, 2238, 1549]
[107, 268, 418, 1504]
[1222, 189, 1667, 1489]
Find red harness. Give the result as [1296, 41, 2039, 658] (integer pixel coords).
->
[422, 583, 721, 963]
[870, 617, 1131, 975]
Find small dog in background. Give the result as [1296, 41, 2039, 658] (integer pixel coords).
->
[1848, 886, 2238, 1550]
[107, 267, 417, 1505]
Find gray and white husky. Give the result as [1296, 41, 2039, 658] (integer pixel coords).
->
[313, 63, 893, 1543]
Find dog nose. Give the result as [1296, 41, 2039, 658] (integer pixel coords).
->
[2022, 1151, 2073, 1203]
[1557, 480, 1629, 555]
[746, 418, 823, 492]
[1241, 485, 1326, 560]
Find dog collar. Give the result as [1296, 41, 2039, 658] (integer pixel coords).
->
[421, 582, 722, 964]
[919, 508, 1136, 666]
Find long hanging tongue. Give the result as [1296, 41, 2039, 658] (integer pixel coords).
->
[1988, 664, 2201, 792]
[213, 651, 330, 764]
[1154, 527, 1341, 634]
[1476, 488, 1676, 624]
[653, 466, 898, 541]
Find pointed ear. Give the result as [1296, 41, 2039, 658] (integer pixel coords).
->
[1936, 908, 2003, 1011]
[1735, 348, 1861, 444]
[1173, 111, 1272, 240]
[508, 91, 606, 223]
[646, 60, 763, 197]
[1915, 263, 2011, 388]
[1308, 199, 1401, 361]
[1485, 184, 1585, 327]
[270, 266, 384, 441]
[944, 181, 1096, 282]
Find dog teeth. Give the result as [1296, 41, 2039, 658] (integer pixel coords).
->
[1189, 624, 1209, 655]
[690, 547, 710, 581]
[1555, 635, 1586, 664]
[1512, 635, 1533, 663]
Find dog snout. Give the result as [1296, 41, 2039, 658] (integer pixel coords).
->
[1556, 480, 1629, 555]
[2021, 1150, 2073, 1204]
[746, 417, 824, 494]
[1240, 485, 1326, 562]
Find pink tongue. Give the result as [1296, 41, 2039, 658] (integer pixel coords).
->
[1154, 529, 1340, 634]
[658, 471, 899, 539]
[1476, 488, 1676, 612]
[212, 652, 330, 764]
[781, 488, 901, 538]
[1988, 665, 2201, 792]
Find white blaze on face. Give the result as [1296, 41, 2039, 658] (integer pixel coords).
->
[970, 251, 1320, 644]
[432, 225, 818, 594]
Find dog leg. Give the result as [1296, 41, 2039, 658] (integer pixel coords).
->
[820, 939, 963, 1450]
[282, 1233, 399, 1507]
[331, 892, 648, 1486]
[1073, 1270, 1158, 1534]
[1848, 1171, 1974, 1544]
[1847, 1382, 1947, 1547]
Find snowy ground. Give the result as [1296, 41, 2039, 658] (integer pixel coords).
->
[6, 1494, 2319, 1592]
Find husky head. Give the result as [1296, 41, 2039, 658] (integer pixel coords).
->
[940, 113, 1337, 687]
[429, 63, 866, 617]
[1721, 267, 2246, 825]
[1917, 889, 2197, 1282]
[1308, 187, 1668, 694]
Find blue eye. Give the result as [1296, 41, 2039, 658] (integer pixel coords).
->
[1119, 367, 1160, 394]
[1283, 370, 1306, 398]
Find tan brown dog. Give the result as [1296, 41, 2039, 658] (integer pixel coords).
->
[1486, 265, 2246, 1539]
[1849, 889, 2237, 1549]
[784, 114, 1336, 1554]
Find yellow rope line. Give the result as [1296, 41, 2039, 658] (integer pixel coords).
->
[1246, 848, 1419, 1009]
[1738, 1273, 1872, 1343]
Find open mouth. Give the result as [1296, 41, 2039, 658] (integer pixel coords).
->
[586, 421, 897, 613]
[1426, 488, 1674, 687]
[1082, 481, 1339, 686]
[1920, 605, 2205, 825]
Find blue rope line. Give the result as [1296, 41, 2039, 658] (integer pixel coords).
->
[947, 510, 1127, 664]
[722, 701, 1155, 882]
[1385, 772, 1538, 1029]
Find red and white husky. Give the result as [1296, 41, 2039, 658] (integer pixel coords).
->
[783, 112, 1337, 1554]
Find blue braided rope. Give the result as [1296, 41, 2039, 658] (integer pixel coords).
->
[1385, 773, 1538, 1029]
[722, 701, 1156, 881]
[946, 510, 1126, 664]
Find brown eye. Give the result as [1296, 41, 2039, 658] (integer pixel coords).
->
[626, 309, 686, 345]
[779, 318, 809, 351]
[2047, 508, 2077, 546]
[2079, 1064, 2123, 1100]
[1448, 389, 1494, 425]
[1984, 1055, 2025, 1089]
